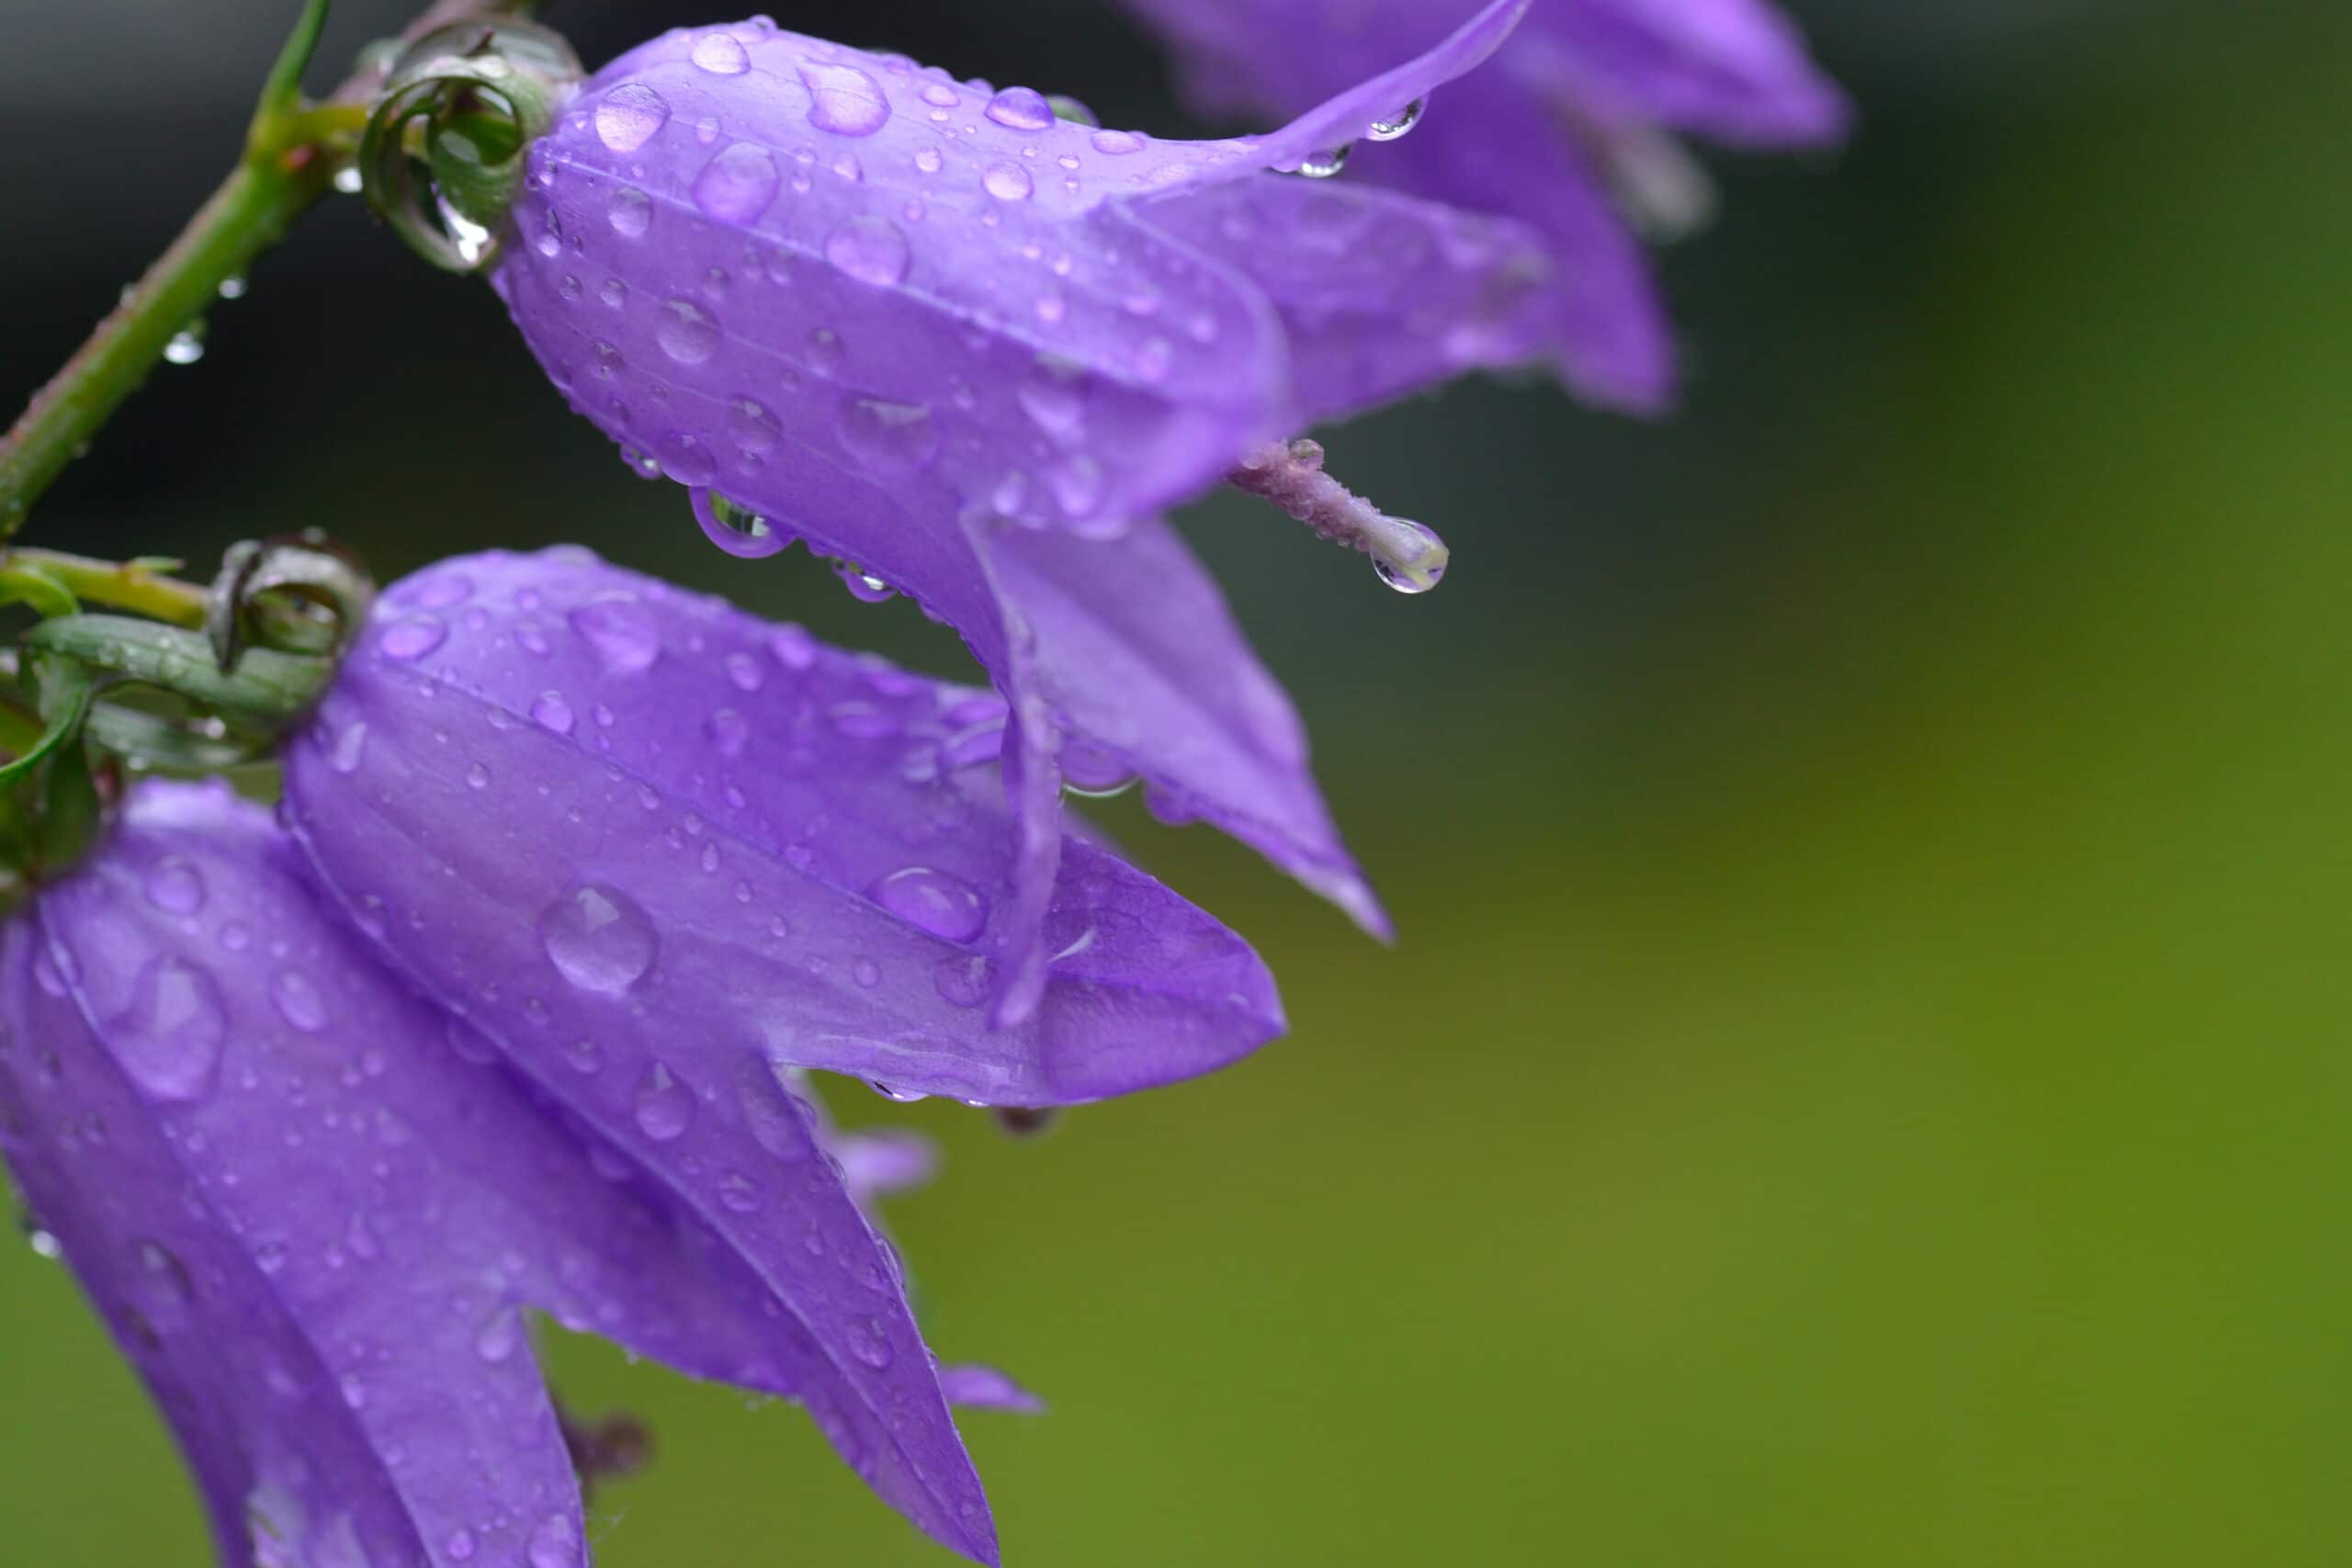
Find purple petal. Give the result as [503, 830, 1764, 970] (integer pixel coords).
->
[1515, 0, 1853, 146]
[4, 780, 1007, 1563]
[279, 549, 1283, 1110]
[940, 1364, 1047, 1416]
[971, 518, 1388, 937]
[1121, 176, 1560, 426]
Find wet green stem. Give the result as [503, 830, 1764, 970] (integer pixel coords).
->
[0, 0, 540, 543]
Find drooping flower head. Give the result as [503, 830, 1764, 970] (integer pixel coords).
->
[0, 781, 1034, 1564]
[491, 3, 1569, 1014]
[3, 545, 1284, 1565]
[1112, 0, 1851, 409]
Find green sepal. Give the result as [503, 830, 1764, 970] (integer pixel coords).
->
[22, 615, 331, 724]
[32, 732, 103, 874]
[0, 655, 96, 786]
[0, 560, 79, 620]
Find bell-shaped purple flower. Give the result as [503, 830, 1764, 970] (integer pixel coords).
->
[1114, 0, 1851, 410]
[0, 780, 1032, 1565]
[280, 547, 1283, 1081]
[492, 3, 1563, 969]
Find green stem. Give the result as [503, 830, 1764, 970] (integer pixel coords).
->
[0, 0, 540, 543]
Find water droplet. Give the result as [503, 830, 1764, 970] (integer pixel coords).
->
[1046, 455, 1106, 519]
[982, 163, 1035, 201]
[1368, 97, 1426, 141]
[769, 625, 818, 671]
[920, 83, 959, 109]
[868, 1081, 927, 1104]
[725, 651, 765, 692]
[379, 616, 447, 660]
[110, 958, 226, 1101]
[800, 61, 891, 136]
[598, 276, 628, 310]
[834, 565, 895, 604]
[595, 84, 671, 152]
[539, 885, 658, 994]
[270, 971, 328, 1032]
[1091, 129, 1143, 155]
[163, 329, 205, 366]
[985, 86, 1057, 131]
[568, 596, 662, 673]
[718, 1171, 762, 1213]
[530, 691, 576, 734]
[1061, 742, 1136, 797]
[465, 761, 492, 791]
[870, 867, 989, 942]
[1017, 360, 1087, 440]
[690, 33, 751, 75]
[823, 217, 910, 287]
[692, 142, 781, 223]
[656, 297, 720, 365]
[328, 718, 368, 774]
[705, 708, 750, 758]
[633, 1063, 696, 1141]
[475, 1308, 521, 1364]
[446, 1529, 478, 1562]
[659, 432, 718, 488]
[850, 1314, 896, 1367]
[728, 396, 781, 457]
[838, 396, 939, 468]
[143, 857, 205, 915]
[1296, 145, 1352, 179]
[217, 274, 248, 300]
[693, 490, 789, 559]
[131, 1240, 195, 1331]
[606, 186, 653, 238]
[1372, 519, 1450, 594]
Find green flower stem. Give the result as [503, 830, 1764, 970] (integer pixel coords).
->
[0, 0, 540, 542]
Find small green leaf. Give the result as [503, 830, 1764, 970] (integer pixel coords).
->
[23, 615, 331, 723]
[0, 655, 95, 785]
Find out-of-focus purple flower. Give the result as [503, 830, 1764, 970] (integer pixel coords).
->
[1114, 0, 1851, 410]
[492, 4, 1562, 962]
[0, 780, 1029, 1564]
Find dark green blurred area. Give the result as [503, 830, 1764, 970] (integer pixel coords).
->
[2, 1, 2344, 1562]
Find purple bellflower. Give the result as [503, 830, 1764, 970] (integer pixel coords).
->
[0, 778, 1037, 1566]
[491, 3, 1575, 1008]
[1112, 0, 1851, 410]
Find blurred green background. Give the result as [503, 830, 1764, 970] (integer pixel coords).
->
[3, 0, 2345, 1562]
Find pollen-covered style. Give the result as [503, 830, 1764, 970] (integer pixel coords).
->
[492, 3, 1566, 1008]
[1114, 0, 1850, 409]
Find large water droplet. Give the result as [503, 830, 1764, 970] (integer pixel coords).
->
[824, 217, 910, 287]
[689, 33, 751, 75]
[838, 396, 939, 469]
[1372, 519, 1450, 594]
[379, 617, 447, 660]
[692, 142, 780, 223]
[871, 867, 989, 942]
[1091, 129, 1143, 156]
[110, 957, 227, 1101]
[984, 86, 1057, 131]
[692, 490, 790, 559]
[1367, 97, 1427, 141]
[568, 596, 662, 673]
[539, 885, 658, 994]
[595, 84, 670, 152]
[729, 396, 781, 456]
[163, 329, 205, 366]
[800, 61, 891, 136]
[1296, 145, 1352, 179]
[982, 163, 1035, 201]
[143, 857, 205, 915]
[655, 298, 720, 365]
[606, 186, 653, 238]
[530, 691, 576, 734]
[633, 1063, 695, 1142]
